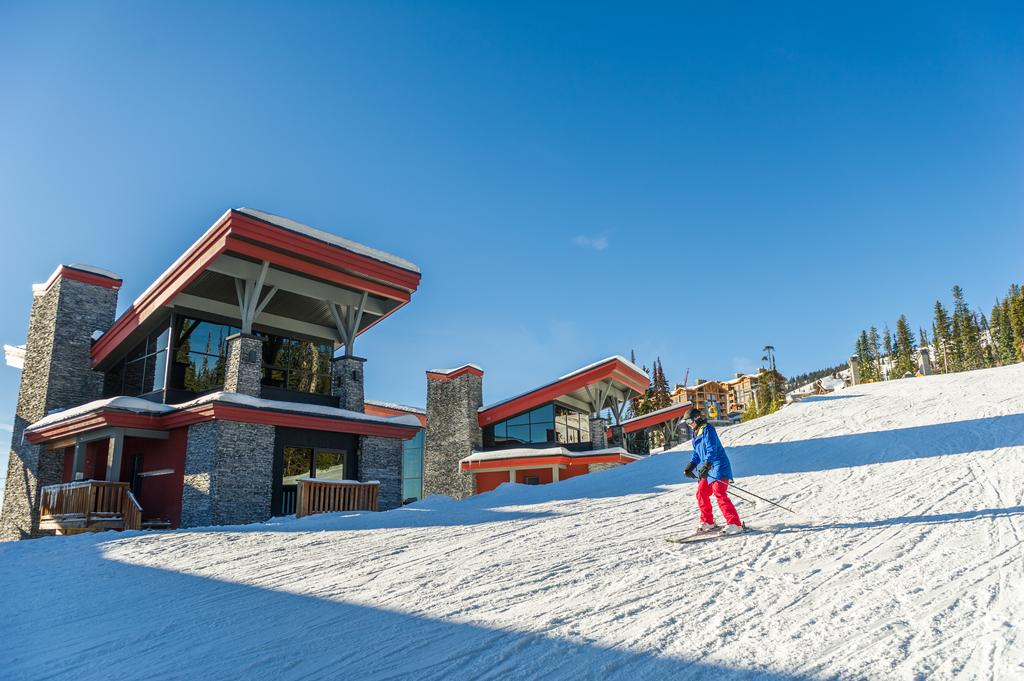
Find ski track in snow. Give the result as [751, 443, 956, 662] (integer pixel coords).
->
[3, 365, 1024, 680]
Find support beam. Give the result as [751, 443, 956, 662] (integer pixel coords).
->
[209, 254, 391, 316]
[72, 441, 87, 481]
[105, 430, 124, 482]
[175, 294, 343, 344]
[552, 465, 560, 482]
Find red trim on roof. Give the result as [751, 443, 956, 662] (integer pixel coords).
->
[460, 452, 636, 471]
[426, 365, 484, 382]
[91, 209, 421, 368]
[365, 403, 427, 427]
[478, 358, 649, 426]
[58, 266, 122, 290]
[25, 400, 421, 444]
[617, 402, 692, 434]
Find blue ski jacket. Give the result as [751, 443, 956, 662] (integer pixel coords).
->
[689, 423, 734, 482]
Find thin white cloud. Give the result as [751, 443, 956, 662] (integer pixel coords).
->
[0, 424, 12, 433]
[572, 234, 609, 251]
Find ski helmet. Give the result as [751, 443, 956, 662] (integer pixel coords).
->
[685, 407, 704, 423]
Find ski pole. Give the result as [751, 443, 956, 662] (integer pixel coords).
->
[707, 475, 796, 514]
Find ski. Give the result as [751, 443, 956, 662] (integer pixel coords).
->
[666, 525, 755, 544]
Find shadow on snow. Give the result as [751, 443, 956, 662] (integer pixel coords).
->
[0, 542, 816, 681]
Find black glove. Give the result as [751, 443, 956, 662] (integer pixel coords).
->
[683, 463, 697, 479]
[698, 462, 711, 479]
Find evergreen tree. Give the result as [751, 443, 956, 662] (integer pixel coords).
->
[869, 326, 882, 378]
[650, 358, 672, 411]
[933, 301, 952, 373]
[882, 324, 894, 379]
[995, 297, 1019, 365]
[1008, 285, 1024, 361]
[892, 314, 917, 378]
[951, 286, 984, 371]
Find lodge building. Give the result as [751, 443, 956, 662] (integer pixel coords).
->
[1, 208, 694, 540]
[0, 208, 424, 540]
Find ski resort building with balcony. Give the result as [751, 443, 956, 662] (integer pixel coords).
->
[419, 357, 653, 497]
[0, 208, 424, 540]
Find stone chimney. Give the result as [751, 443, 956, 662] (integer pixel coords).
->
[0, 265, 121, 540]
[422, 365, 482, 500]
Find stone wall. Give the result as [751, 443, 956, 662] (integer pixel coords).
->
[589, 416, 609, 449]
[422, 371, 481, 499]
[224, 334, 264, 396]
[332, 356, 366, 412]
[0, 274, 119, 540]
[180, 420, 275, 528]
[359, 435, 403, 511]
[588, 463, 621, 474]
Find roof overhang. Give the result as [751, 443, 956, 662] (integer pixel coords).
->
[618, 402, 692, 434]
[459, 446, 639, 471]
[364, 400, 427, 427]
[91, 208, 421, 369]
[478, 356, 649, 426]
[25, 395, 422, 446]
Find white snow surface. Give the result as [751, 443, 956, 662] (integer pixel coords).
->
[3, 365, 1024, 680]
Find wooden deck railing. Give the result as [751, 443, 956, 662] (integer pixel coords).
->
[39, 481, 142, 534]
[295, 479, 379, 518]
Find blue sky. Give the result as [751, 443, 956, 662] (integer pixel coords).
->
[1, 2, 1022, 456]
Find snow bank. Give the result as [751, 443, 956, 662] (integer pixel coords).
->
[3, 364, 1023, 680]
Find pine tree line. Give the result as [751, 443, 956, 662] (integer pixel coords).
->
[853, 283, 1024, 380]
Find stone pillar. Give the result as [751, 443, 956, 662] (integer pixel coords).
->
[0, 266, 120, 541]
[918, 347, 932, 376]
[849, 355, 861, 386]
[224, 333, 264, 397]
[589, 416, 609, 449]
[608, 424, 625, 449]
[180, 420, 275, 528]
[359, 436, 403, 510]
[332, 355, 366, 412]
[422, 366, 482, 500]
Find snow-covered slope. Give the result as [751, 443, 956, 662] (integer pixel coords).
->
[3, 365, 1024, 680]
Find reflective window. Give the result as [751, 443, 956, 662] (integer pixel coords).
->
[314, 450, 345, 480]
[282, 447, 313, 486]
[103, 323, 171, 397]
[173, 317, 235, 394]
[555, 404, 591, 444]
[483, 404, 558, 447]
[260, 333, 333, 396]
[402, 430, 424, 503]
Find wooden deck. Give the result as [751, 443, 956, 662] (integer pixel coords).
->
[39, 481, 143, 535]
[295, 479, 379, 518]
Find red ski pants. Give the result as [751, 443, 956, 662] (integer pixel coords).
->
[696, 478, 741, 527]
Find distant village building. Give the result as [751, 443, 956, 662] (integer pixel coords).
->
[671, 368, 788, 417]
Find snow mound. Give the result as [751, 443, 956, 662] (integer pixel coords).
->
[2, 365, 1023, 680]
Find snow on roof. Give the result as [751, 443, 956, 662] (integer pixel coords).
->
[427, 363, 484, 375]
[28, 396, 174, 430]
[479, 355, 649, 412]
[460, 445, 635, 464]
[237, 207, 421, 274]
[32, 263, 122, 296]
[67, 263, 121, 281]
[619, 401, 692, 425]
[26, 391, 423, 432]
[4, 344, 25, 370]
[364, 399, 426, 415]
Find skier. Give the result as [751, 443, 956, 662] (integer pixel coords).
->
[683, 406, 744, 535]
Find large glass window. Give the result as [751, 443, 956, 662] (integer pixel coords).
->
[282, 447, 348, 484]
[261, 334, 333, 395]
[173, 317, 234, 393]
[168, 315, 334, 396]
[555, 404, 591, 444]
[401, 430, 424, 503]
[103, 325, 170, 397]
[483, 404, 556, 447]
